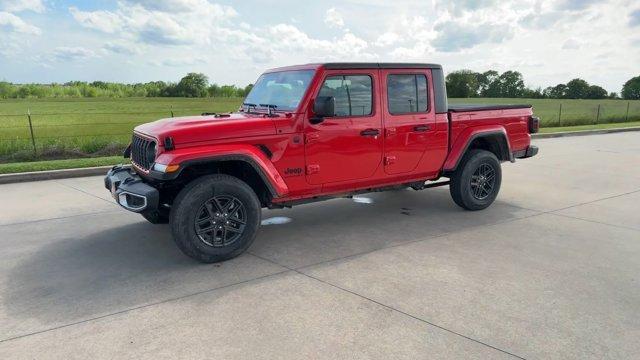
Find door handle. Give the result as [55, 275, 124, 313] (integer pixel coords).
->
[413, 125, 431, 132]
[360, 129, 380, 137]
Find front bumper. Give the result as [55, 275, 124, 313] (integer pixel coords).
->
[104, 165, 159, 213]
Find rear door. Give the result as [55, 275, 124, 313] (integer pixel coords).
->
[304, 70, 383, 185]
[381, 69, 435, 174]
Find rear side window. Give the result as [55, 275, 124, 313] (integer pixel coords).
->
[387, 74, 428, 114]
[318, 75, 372, 116]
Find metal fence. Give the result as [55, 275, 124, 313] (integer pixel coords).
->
[1, 100, 639, 162]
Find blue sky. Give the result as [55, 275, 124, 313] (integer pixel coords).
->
[1, 0, 639, 93]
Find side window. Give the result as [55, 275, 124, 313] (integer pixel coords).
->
[318, 75, 372, 116]
[387, 74, 428, 114]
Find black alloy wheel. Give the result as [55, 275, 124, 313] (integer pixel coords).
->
[195, 195, 247, 247]
[469, 163, 496, 200]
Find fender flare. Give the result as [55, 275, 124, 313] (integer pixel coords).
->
[154, 144, 289, 198]
[443, 126, 512, 172]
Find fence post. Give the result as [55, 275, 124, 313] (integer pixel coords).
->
[170, 105, 174, 118]
[626, 102, 630, 122]
[595, 104, 601, 124]
[27, 108, 37, 155]
[558, 103, 562, 126]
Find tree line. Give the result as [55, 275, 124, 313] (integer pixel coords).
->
[446, 70, 640, 100]
[2, 70, 639, 100]
[0, 73, 253, 99]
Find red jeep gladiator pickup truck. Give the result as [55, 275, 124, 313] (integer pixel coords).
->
[105, 63, 539, 263]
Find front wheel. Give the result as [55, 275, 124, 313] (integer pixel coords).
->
[170, 174, 261, 263]
[449, 149, 502, 211]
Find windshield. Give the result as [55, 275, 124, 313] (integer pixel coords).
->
[243, 70, 315, 111]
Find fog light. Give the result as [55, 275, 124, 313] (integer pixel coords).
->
[118, 192, 147, 211]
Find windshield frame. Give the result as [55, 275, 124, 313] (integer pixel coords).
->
[242, 69, 316, 113]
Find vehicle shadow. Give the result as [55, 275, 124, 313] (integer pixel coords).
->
[3, 188, 532, 339]
[251, 188, 535, 268]
[2, 221, 277, 339]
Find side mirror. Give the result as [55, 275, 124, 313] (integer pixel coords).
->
[313, 96, 335, 118]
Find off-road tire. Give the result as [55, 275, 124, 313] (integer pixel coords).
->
[449, 149, 502, 211]
[170, 174, 261, 263]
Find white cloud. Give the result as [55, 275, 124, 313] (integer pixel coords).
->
[150, 56, 206, 67]
[70, 7, 123, 33]
[103, 41, 141, 55]
[374, 32, 399, 47]
[0, 11, 41, 34]
[557, 0, 599, 11]
[51, 47, 96, 62]
[432, 20, 513, 52]
[69, 1, 237, 46]
[124, 0, 236, 15]
[562, 38, 582, 50]
[324, 8, 344, 28]
[0, 0, 45, 13]
[630, 9, 640, 27]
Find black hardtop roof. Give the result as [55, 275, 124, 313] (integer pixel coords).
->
[321, 62, 442, 70]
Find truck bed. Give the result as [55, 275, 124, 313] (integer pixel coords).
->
[448, 104, 532, 112]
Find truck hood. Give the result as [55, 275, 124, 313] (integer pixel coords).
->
[134, 112, 277, 146]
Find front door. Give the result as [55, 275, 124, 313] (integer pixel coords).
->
[304, 71, 383, 185]
[381, 70, 435, 174]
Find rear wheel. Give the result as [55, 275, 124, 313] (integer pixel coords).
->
[170, 174, 261, 263]
[449, 149, 502, 211]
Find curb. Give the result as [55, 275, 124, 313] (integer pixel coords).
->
[533, 126, 640, 139]
[0, 166, 113, 185]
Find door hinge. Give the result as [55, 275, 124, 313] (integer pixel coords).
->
[306, 164, 320, 175]
[384, 156, 397, 165]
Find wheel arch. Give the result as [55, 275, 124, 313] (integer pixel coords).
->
[443, 128, 512, 174]
[174, 155, 281, 206]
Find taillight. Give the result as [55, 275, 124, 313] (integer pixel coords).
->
[529, 116, 540, 134]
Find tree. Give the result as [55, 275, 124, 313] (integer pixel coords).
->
[477, 70, 500, 97]
[565, 78, 590, 99]
[0, 81, 15, 99]
[621, 75, 640, 100]
[241, 83, 254, 97]
[523, 87, 544, 99]
[446, 70, 479, 98]
[176, 73, 208, 97]
[543, 84, 567, 99]
[608, 92, 619, 99]
[498, 71, 526, 98]
[585, 85, 607, 99]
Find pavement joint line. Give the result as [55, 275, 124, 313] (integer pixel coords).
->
[246, 251, 527, 360]
[545, 188, 640, 214]
[53, 179, 116, 205]
[0, 266, 292, 344]
[302, 272, 528, 360]
[545, 212, 640, 233]
[0, 209, 120, 228]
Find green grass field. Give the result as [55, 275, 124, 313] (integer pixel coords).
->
[1, 97, 639, 164]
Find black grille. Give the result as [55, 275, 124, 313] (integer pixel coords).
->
[131, 134, 155, 171]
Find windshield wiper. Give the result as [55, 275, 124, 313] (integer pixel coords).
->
[259, 103, 278, 117]
[242, 102, 258, 113]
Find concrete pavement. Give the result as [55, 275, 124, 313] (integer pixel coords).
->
[1, 133, 639, 359]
